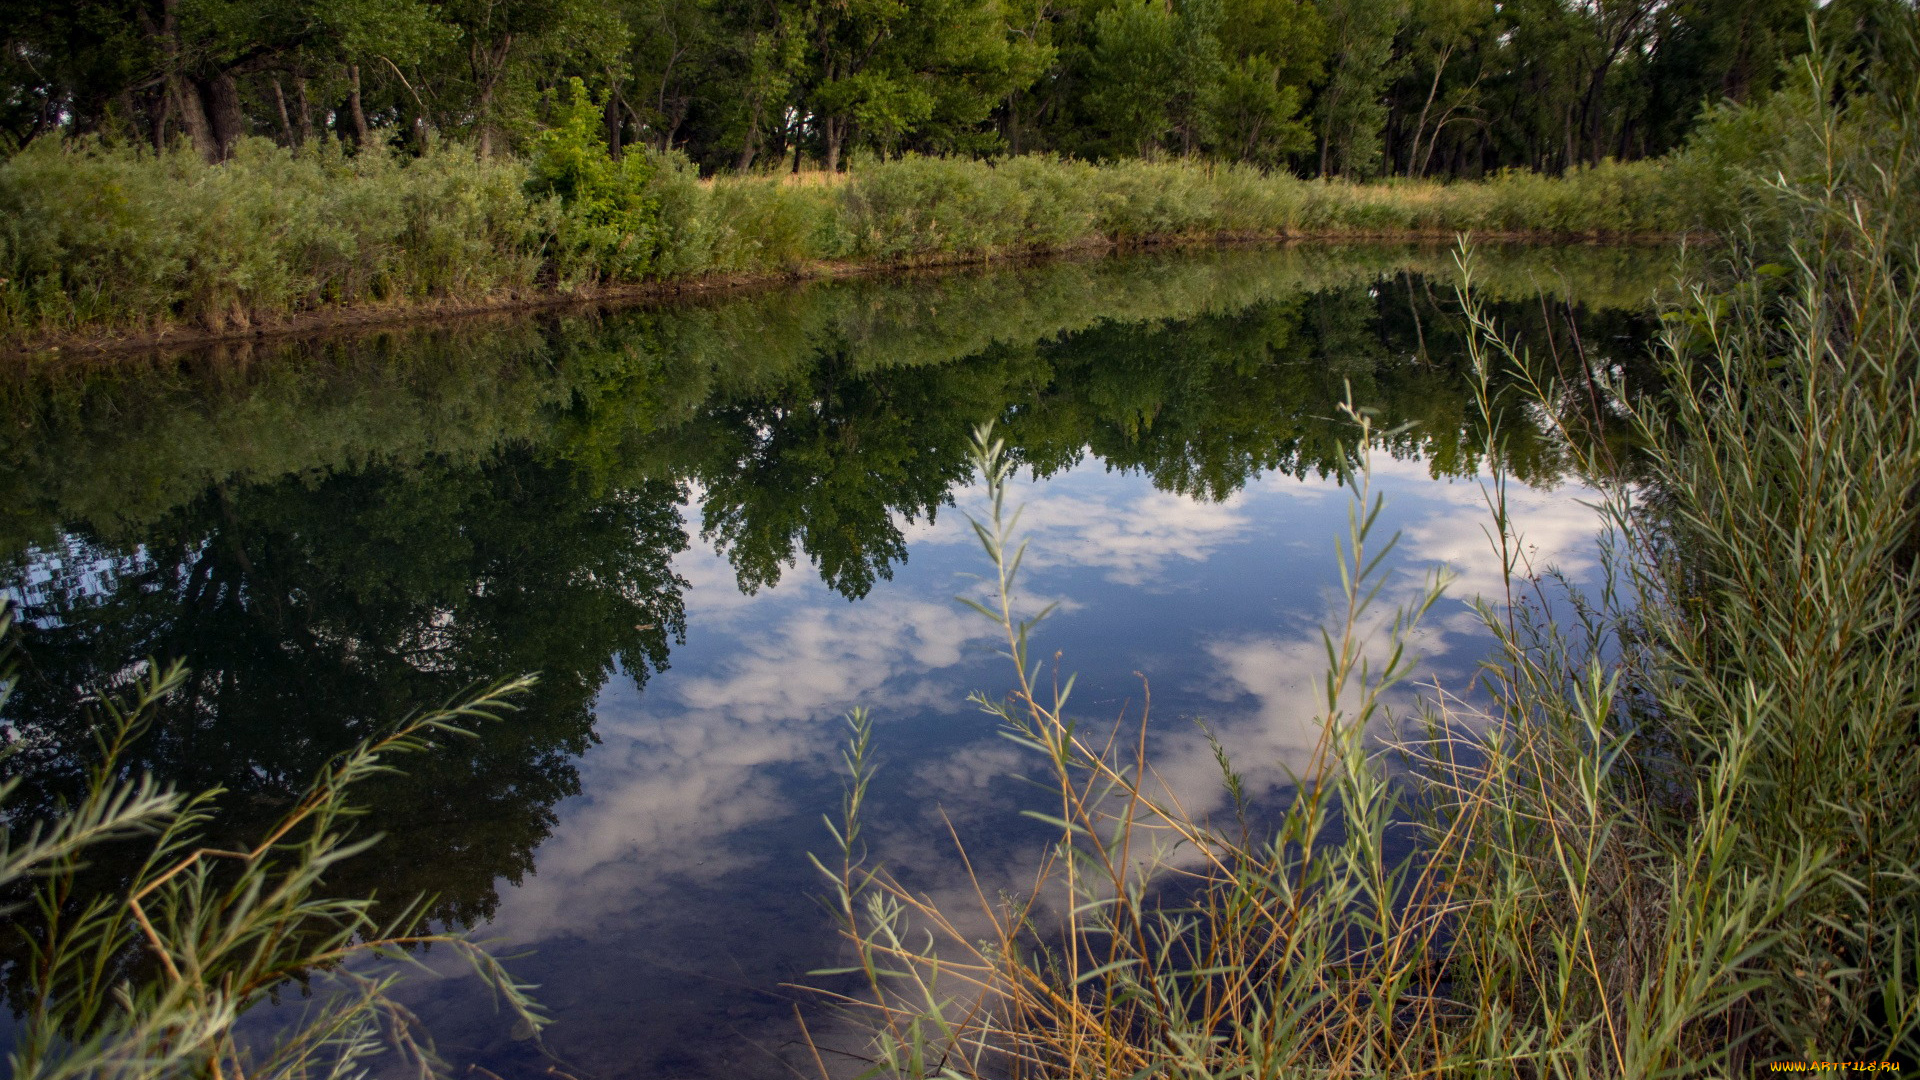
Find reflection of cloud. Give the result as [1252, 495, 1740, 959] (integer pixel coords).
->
[465, 449, 1606, 1078]
[1021, 487, 1252, 586]
[499, 450, 1599, 944]
[486, 542, 1003, 943]
[920, 474, 1311, 587]
[481, 690, 801, 943]
[1370, 457, 1606, 602]
[674, 595, 983, 723]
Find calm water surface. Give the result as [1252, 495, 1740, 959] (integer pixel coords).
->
[0, 245, 1668, 1078]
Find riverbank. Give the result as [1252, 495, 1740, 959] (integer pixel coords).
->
[0, 140, 1690, 355]
[822, 62, 1920, 1074]
[0, 232, 1683, 360]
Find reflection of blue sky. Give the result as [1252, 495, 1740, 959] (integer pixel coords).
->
[417, 453, 1605, 1079]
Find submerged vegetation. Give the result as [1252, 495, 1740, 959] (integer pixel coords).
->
[813, 38, 1920, 1077]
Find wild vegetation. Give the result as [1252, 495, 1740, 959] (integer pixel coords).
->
[811, 36, 1920, 1077]
[3, 0, 1909, 343]
[0, 130, 1679, 342]
[0, 602, 547, 1079]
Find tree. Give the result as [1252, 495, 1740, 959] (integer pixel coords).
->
[430, 0, 629, 156]
[799, 0, 1045, 171]
[1397, 0, 1494, 175]
[1082, 0, 1184, 156]
[0, 0, 448, 159]
[1201, 0, 1325, 166]
[1313, 0, 1410, 176]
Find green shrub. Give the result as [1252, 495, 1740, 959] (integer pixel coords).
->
[526, 78, 663, 284]
[0, 140, 1695, 344]
[702, 177, 839, 272]
[0, 138, 551, 334]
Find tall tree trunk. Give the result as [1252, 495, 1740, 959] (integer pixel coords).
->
[604, 93, 623, 159]
[824, 116, 845, 174]
[344, 64, 371, 149]
[147, 86, 173, 151]
[1581, 64, 1610, 165]
[1406, 43, 1454, 178]
[735, 95, 765, 172]
[294, 77, 314, 146]
[272, 77, 296, 146]
[170, 76, 220, 161]
[472, 35, 513, 158]
[477, 82, 495, 157]
[204, 72, 244, 159]
[149, 0, 217, 161]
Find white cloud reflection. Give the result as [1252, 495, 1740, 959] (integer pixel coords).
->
[486, 545, 1002, 943]
[453, 453, 1607, 1080]
[916, 469, 1304, 586]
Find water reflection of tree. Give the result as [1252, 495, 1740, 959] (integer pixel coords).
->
[0, 263, 1659, 1017]
[671, 279, 1659, 601]
[3, 446, 688, 941]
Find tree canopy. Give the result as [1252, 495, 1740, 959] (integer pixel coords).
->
[6, 0, 1909, 176]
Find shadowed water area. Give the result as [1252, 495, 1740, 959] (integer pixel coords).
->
[0, 245, 1671, 1078]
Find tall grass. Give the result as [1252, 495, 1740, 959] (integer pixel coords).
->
[0, 603, 546, 1079]
[808, 42, 1920, 1077]
[1, 138, 1684, 345]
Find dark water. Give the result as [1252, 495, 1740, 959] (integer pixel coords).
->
[0, 244, 1667, 1078]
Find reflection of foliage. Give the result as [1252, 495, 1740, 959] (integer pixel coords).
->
[0, 248, 1661, 1023]
[682, 345, 1053, 598]
[671, 273, 1654, 596]
[689, 354, 984, 599]
[2, 446, 687, 938]
[0, 611, 546, 1079]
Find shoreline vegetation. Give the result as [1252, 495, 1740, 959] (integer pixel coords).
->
[0, 0, 1883, 361]
[814, 41, 1920, 1076]
[5, 5, 1919, 1074]
[0, 134, 1688, 357]
[1, 230, 1679, 362]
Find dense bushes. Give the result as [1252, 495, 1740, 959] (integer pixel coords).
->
[0, 140, 556, 335]
[526, 79, 665, 283]
[0, 140, 1687, 343]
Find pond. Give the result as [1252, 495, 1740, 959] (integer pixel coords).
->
[0, 243, 1670, 1079]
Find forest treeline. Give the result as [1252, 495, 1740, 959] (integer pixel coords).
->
[2, 0, 1911, 177]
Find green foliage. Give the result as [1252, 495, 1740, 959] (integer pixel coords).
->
[1081, 0, 1185, 156]
[0, 137, 557, 335]
[0, 145, 1687, 344]
[1, 0, 1857, 188]
[527, 77, 664, 281]
[0, 603, 546, 1079]
[1313, 0, 1410, 176]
